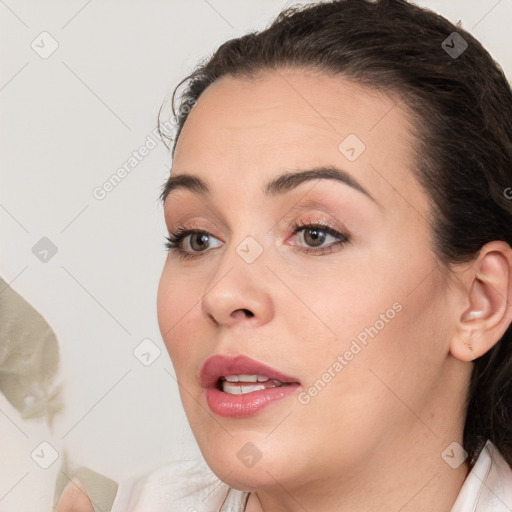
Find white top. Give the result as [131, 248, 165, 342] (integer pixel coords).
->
[111, 440, 512, 512]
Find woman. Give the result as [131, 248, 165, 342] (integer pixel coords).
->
[64, 0, 512, 510]
[155, 0, 512, 509]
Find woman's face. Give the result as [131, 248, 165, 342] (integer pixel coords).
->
[157, 70, 465, 491]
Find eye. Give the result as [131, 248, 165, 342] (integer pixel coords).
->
[164, 221, 350, 260]
[296, 225, 331, 247]
[290, 221, 350, 255]
[186, 232, 212, 252]
[164, 228, 222, 260]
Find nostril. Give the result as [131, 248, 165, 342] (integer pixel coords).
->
[208, 313, 219, 326]
[242, 309, 254, 318]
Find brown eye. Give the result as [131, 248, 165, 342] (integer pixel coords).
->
[303, 228, 327, 247]
[290, 222, 350, 256]
[164, 228, 222, 260]
[190, 233, 211, 252]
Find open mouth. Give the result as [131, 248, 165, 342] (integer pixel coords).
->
[217, 375, 294, 395]
[200, 354, 301, 417]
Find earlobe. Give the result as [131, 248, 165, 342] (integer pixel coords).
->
[450, 328, 478, 362]
[450, 242, 512, 363]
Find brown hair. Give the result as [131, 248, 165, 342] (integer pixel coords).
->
[159, 0, 512, 469]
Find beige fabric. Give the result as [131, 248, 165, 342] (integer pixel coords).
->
[54, 452, 119, 512]
[219, 487, 250, 512]
[0, 277, 118, 512]
[0, 277, 62, 424]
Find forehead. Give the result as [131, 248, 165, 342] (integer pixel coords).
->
[170, 69, 426, 214]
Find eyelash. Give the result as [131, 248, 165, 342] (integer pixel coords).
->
[164, 220, 350, 261]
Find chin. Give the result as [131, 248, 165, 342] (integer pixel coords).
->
[204, 451, 285, 492]
[192, 427, 291, 491]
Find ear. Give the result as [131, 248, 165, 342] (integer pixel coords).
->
[450, 241, 512, 362]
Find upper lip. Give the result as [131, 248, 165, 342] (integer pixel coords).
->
[200, 354, 301, 388]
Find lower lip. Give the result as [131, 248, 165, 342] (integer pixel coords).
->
[205, 384, 300, 418]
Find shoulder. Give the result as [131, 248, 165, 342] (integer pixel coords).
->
[111, 458, 229, 512]
[450, 440, 512, 511]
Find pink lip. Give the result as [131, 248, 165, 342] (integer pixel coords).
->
[199, 354, 301, 418]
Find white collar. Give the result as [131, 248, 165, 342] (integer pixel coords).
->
[450, 439, 512, 511]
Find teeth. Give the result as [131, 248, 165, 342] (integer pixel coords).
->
[224, 375, 269, 383]
[222, 379, 284, 395]
[223, 383, 267, 395]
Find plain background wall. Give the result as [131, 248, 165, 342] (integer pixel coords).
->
[1, 0, 511, 510]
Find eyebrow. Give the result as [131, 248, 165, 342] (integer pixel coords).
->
[160, 166, 376, 205]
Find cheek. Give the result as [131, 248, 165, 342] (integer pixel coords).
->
[301, 265, 398, 351]
[156, 265, 199, 367]
[291, 287, 442, 464]
[298, 247, 446, 404]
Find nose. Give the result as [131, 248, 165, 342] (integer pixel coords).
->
[201, 240, 274, 328]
